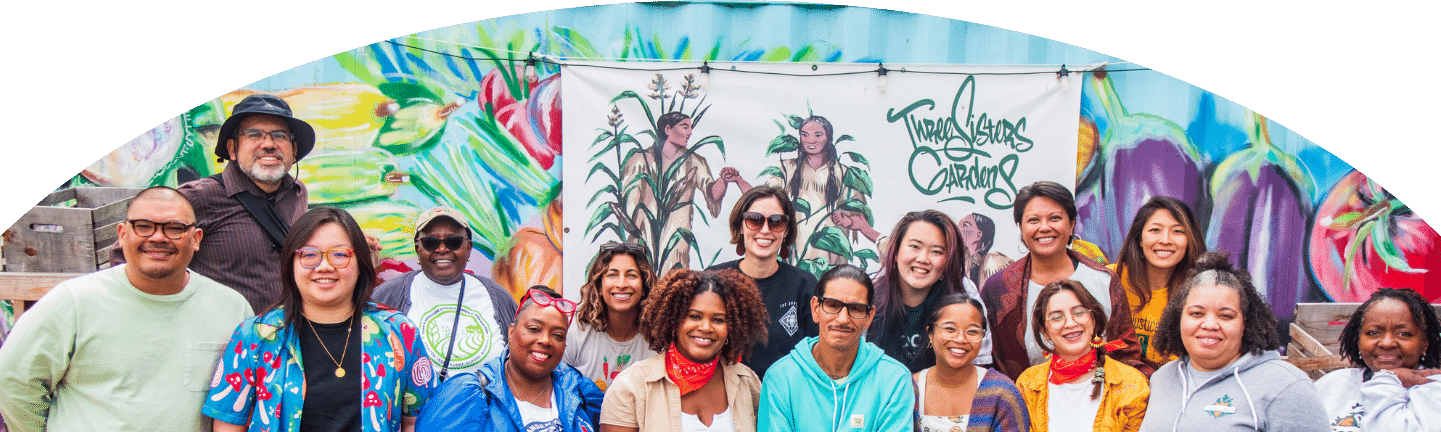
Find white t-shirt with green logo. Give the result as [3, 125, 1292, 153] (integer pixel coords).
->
[407, 273, 504, 375]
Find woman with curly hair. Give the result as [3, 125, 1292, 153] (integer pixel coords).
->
[1315, 288, 1441, 431]
[1015, 280, 1148, 432]
[563, 242, 661, 391]
[1138, 252, 1326, 432]
[601, 269, 770, 432]
[1109, 196, 1207, 368]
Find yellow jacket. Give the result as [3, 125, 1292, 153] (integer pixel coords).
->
[1016, 357, 1149, 432]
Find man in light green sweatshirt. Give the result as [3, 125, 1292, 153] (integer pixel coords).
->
[0, 187, 252, 432]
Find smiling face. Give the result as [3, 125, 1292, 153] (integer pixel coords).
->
[1181, 283, 1245, 371]
[507, 303, 569, 381]
[896, 220, 948, 293]
[742, 197, 787, 261]
[226, 114, 295, 189]
[929, 302, 986, 369]
[415, 218, 470, 285]
[1020, 196, 1073, 260]
[1141, 209, 1189, 273]
[799, 120, 829, 156]
[811, 278, 874, 353]
[676, 291, 729, 363]
[664, 117, 694, 149]
[294, 222, 360, 312]
[600, 254, 644, 314]
[1358, 298, 1429, 371]
[1043, 290, 1096, 360]
[119, 195, 201, 284]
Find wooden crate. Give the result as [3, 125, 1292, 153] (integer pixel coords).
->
[3, 187, 141, 273]
[1287, 302, 1441, 379]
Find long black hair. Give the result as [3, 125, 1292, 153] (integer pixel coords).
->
[788, 116, 841, 206]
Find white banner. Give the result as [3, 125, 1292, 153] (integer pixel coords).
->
[563, 61, 1083, 295]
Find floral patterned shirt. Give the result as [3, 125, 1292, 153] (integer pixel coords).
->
[203, 304, 435, 432]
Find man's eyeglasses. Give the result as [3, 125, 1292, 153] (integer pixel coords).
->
[816, 296, 873, 319]
[295, 247, 354, 269]
[419, 235, 466, 252]
[127, 219, 193, 240]
[238, 129, 295, 145]
[742, 212, 788, 232]
[1046, 306, 1093, 329]
[517, 288, 578, 316]
[935, 324, 986, 342]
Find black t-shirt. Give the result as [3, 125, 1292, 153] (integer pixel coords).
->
[297, 317, 363, 432]
[708, 259, 819, 378]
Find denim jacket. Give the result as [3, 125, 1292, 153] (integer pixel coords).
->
[416, 351, 603, 432]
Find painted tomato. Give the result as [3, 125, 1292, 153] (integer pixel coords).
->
[1307, 170, 1441, 302]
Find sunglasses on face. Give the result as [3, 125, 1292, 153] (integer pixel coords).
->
[418, 235, 466, 252]
[816, 296, 874, 319]
[127, 219, 193, 240]
[517, 288, 578, 316]
[601, 241, 645, 254]
[295, 247, 354, 269]
[742, 212, 788, 232]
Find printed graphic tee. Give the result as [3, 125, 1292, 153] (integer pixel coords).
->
[562, 322, 659, 391]
[516, 392, 562, 432]
[407, 273, 504, 376]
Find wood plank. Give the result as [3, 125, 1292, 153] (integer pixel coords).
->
[1289, 322, 1334, 357]
[3, 208, 98, 273]
[0, 272, 83, 301]
[1284, 354, 1349, 371]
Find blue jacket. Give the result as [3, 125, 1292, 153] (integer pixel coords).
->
[758, 337, 916, 432]
[416, 351, 603, 432]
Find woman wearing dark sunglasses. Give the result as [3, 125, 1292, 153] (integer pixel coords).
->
[372, 207, 518, 382]
[707, 185, 818, 378]
[563, 241, 660, 391]
[601, 269, 770, 432]
[206, 207, 434, 432]
[418, 286, 604, 432]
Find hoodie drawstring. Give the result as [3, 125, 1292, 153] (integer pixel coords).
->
[1234, 364, 1258, 428]
[829, 379, 851, 432]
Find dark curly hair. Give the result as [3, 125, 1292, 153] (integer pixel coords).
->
[1339, 288, 1441, 370]
[1115, 196, 1207, 313]
[574, 242, 656, 332]
[639, 269, 769, 364]
[1152, 252, 1280, 360]
[727, 185, 797, 259]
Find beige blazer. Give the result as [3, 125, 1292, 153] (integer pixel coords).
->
[600, 355, 761, 432]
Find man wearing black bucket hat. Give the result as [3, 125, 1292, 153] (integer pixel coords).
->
[177, 93, 316, 311]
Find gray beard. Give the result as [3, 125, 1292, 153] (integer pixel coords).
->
[244, 163, 287, 185]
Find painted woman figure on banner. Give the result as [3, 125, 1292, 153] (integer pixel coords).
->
[745, 115, 880, 270]
[621, 111, 746, 272]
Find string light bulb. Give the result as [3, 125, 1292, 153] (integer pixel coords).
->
[700, 61, 712, 88]
[877, 63, 889, 93]
[1057, 64, 1070, 91]
[524, 54, 538, 82]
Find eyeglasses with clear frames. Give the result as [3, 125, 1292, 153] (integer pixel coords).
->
[238, 129, 295, 145]
[127, 219, 193, 240]
[1046, 306, 1093, 329]
[936, 324, 986, 342]
[295, 247, 354, 269]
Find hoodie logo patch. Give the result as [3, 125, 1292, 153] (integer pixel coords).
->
[1203, 395, 1236, 418]
[849, 414, 865, 428]
[780, 301, 799, 336]
[1329, 403, 1363, 431]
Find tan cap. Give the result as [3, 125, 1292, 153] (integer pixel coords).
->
[413, 206, 472, 238]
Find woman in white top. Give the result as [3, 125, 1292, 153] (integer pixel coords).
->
[914, 294, 1030, 432]
[1315, 287, 1441, 431]
[563, 241, 660, 391]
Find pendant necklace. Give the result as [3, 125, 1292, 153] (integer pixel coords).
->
[307, 314, 354, 378]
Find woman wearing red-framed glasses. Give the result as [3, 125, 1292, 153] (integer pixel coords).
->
[416, 286, 604, 432]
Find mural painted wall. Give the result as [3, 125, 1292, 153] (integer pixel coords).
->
[38, 3, 1437, 316]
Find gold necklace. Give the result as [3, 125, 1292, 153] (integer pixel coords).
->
[506, 365, 550, 406]
[306, 315, 353, 378]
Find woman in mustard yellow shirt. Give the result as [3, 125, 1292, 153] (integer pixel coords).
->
[1108, 197, 1206, 370]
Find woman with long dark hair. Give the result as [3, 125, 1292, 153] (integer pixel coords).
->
[1109, 196, 1207, 368]
[868, 209, 989, 372]
[205, 208, 433, 432]
[754, 115, 881, 263]
[563, 242, 660, 390]
[980, 181, 1145, 380]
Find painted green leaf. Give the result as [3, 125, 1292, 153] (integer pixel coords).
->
[794, 198, 813, 217]
[767, 135, 799, 155]
[587, 184, 617, 206]
[587, 164, 619, 184]
[799, 258, 830, 279]
[843, 151, 870, 169]
[810, 226, 853, 260]
[838, 198, 874, 226]
[375, 100, 446, 156]
[842, 168, 874, 196]
[587, 205, 614, 234]
[855, 249, 879, 262]
[758, 166, 785, 180]
[786, 114, 805, 130]
[377, 82, 441, 103]
[836, 134, 855, 144]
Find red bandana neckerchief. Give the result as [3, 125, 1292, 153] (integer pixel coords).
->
[665, 342, 719, 396]
[1047, 340, 1127, 384]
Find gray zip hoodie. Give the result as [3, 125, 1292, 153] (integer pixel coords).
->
[1138, 351, 1328, 432]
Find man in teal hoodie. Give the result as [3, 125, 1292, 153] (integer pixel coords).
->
[758, 265, 915, 432]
